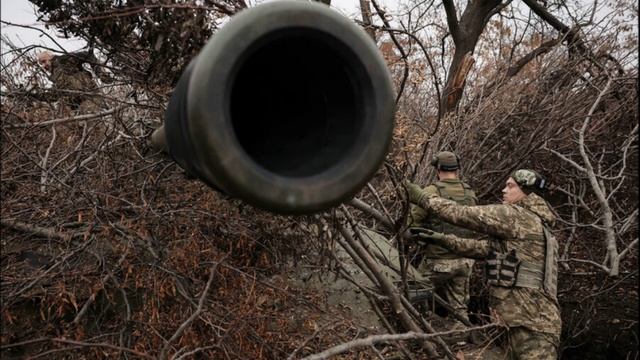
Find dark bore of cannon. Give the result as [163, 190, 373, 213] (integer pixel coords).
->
[154, 1, 395, 214]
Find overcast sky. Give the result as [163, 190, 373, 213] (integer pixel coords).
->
[1, 0, 86, 52]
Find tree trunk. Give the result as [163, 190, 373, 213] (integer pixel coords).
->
[441, 50, 475, 115]
[359, 0, 376, 42]
[439, 0, 503, 117]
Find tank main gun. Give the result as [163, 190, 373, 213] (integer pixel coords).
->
[151, 1, 395, 214]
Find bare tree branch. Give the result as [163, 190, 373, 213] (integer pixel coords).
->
[348, 198, 394, 229]
[618, 238, 638, 263]
[370, 0, 410, 104]
[5, 106, 123, 128]
[159, 257, 225, 360]
[301, 322, 499, 360]
[1, 218, 76, 241]
[39, 125, 57, 193]
[576, 77, 618, 275]
[507, 37, 561, 77]
[336, 213, 440, 358]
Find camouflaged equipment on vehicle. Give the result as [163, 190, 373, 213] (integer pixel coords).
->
[431, 151, 460, 171]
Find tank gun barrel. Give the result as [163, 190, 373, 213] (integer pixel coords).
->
[153, 1, 395, 214]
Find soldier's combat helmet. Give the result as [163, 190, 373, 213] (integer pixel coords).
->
[511, 169, 547, 195]
[431, 151, 460, 171]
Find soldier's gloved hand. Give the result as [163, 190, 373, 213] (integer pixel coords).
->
[415, 229, 446, 242]
[408, 227, 445, 243]
[403, 180, 427, 205]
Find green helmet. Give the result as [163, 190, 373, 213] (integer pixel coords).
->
[511, 169, 547, 194]
[430, 151, 460, 171]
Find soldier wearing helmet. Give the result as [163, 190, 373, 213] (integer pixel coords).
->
[405, 169, 561, 359]
[407, 151, 478, 327]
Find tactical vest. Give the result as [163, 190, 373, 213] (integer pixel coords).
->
[423, 180, 478, 259]
[485, 218, 558, 301]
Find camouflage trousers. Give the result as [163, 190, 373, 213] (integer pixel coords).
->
[507, 326, 558, 360]
[418, 257, 474, 321]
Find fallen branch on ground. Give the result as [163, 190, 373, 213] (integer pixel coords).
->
[4, 106, 124, 128]
[300, 322, 500, 360]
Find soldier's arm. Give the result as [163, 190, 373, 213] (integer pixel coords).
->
[408, 204, 427, 226]
[407, 185, 439, 226]
[417, 194, 520, 240]
[432, 233, 492, 259]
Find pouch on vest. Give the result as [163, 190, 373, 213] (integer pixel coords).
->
[486, 249, 521, 287]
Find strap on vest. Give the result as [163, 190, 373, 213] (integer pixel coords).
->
[521, 208, 559, 301]
[515, 261, 544, 289]
[542, 225, 559, 299]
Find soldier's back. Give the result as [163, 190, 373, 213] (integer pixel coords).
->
[421, 179, 477, 259]
[50, 54, 99, 109]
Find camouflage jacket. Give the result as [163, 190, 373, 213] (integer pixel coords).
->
[409, 179, 477, 259]
[49, 52, 98, 95]
[419, 192, 562, 339]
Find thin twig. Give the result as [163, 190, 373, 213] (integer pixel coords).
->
[287, 321, 343, 360]
[173, 345, 221, 360]
[159, 257, 225, 360]
[39, 125, 56, 193]
[366, 183, 394, 223]
[73, 247, 129, 324]
[49, 338, 153, 359]
[63, 133, 123, 182]
[6, 235, 95, 306]
[559, 258, 610, 272]
[370, 0, 410, 104]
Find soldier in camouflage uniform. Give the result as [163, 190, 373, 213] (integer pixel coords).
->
[408, 151, 477, 323]
[405, 169, 561, 360]
[37, 50, 102, 110]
